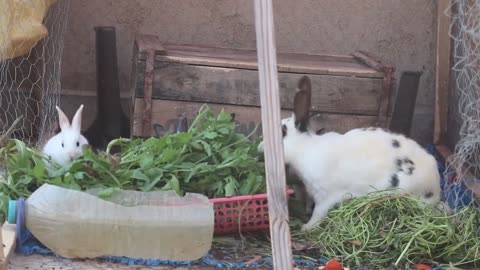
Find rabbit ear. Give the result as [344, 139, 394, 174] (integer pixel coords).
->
[56, 106, 70, 131]
[154, 124, 166, 137]
[293, 76, 312, 132]
[71, 104, 84, 133]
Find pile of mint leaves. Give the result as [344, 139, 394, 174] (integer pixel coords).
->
[0, 105, 267, 221]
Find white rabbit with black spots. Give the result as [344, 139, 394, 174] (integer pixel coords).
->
[42, 105, 89, 168]
[258, 76, 448, 231]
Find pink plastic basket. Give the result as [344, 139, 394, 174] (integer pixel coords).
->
[208, 189, 295, 234]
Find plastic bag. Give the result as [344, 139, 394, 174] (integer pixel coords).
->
[0, 0, 56, 59]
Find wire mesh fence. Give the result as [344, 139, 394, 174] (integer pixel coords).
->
[0, 0, 70, 148]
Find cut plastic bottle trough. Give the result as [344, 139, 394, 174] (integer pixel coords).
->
[10, 184, 214, 261]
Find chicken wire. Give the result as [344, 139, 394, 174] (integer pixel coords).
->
[0, 0, 70, 148]
[444, 0, 480, 208]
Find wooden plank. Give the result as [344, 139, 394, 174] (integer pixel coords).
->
[132, 33, 167, 138]
[158, 50, 366, 71]
[61, 88, 130, 98]
[352, 51, 384, 71]
[0, 222, 16, 270]
[131, 99, 381, 137]
[434, 0, 452, 144]
[134, 34, 166, 55]
[134, 63, 384, 115]
[352, 50, 395, 126]
[134, 42, 384, 78]
[379, 66, 394, 126]
[142, 49, 155, 137]
[253, 0, 293, 269]
[161, 43, 358, 63]
[154, 54, 383, 78]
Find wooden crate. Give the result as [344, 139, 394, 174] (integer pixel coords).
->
[130, 34, 394, 138]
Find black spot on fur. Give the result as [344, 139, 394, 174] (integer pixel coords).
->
[361, 127, 368, 131]
[395, 157, 415, 175]
[282, 124, 287, 137]
[315, 128, 325, 135]
[403, 158, 414, 165]
[404, 158, 415, 175]
[295, 120, 308, 133]
[381, 128, 391, 133]
[392, 139, 400, 148]
[390, 174, 399, 187]
[367, 127, 377, 131]
[396, 158, 403, 168]
[425, 191, 434, 199]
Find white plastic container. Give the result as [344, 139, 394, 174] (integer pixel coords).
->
[20, 184, 214, 260]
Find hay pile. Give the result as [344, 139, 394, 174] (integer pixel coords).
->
[299, 191, 480, 269]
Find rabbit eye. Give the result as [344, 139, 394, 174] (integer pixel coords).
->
[76, 141, 80, 147]
[61, 142, 64, 148]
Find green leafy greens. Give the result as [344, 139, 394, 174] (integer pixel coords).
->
[0, 105, 267, 221]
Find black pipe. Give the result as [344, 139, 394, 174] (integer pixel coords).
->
[84, 26, 130, 151]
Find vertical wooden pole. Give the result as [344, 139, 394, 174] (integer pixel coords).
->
[434, 0, 451, 144]
[253, 0, 293, 269]
[142, 49, 155, 137]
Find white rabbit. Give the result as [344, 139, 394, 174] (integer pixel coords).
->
[42, 105, 89, 168]
[258, 76, 447, 231]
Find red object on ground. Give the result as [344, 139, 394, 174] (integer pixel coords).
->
[415, 263, 432, 270]
[323, 259, 344, 270]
